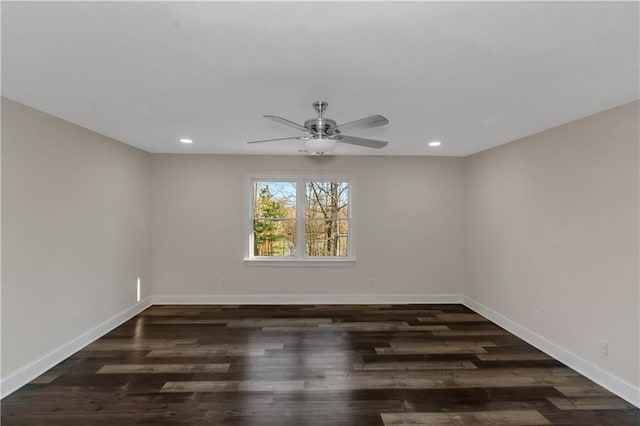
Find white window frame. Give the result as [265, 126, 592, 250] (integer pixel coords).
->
[244, 175, 356, 266]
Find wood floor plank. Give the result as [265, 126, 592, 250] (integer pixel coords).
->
[431, 330, 510, 336]
[146, 348, 271, 357]
[476, 353, 552, 361]
[29, 372, 62, 384]
[381, 410, 551, 425]
[417, 313, 489, 323]
[97, 363, 230, 374]
[84, 338, 198, 351]
[161, 380, 305, 392]
[263, 324, 449, 332]
[148, 319, 230, 324]
[376, 341, 494, 355]
[547, 396, 635, 410]
[226, 318, 333, 327]
[303, 375, 578, 391]
[554, 384, 611, 397]
[338, 367, 578, 379]
[360, 360, 478, 371]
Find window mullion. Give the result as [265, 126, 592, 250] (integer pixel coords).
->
[296, 177, 305, 259]
[347, 178, 352, 259]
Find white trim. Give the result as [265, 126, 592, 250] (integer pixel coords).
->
[0, 297, 152, 399]
[152, 293, 464, 305]
[243, 258, 356, 266]
[463, 296, 640, 408]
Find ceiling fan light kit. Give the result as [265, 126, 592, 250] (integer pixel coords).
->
[304, 138, 337, 155]
[247, 101, 389, 155]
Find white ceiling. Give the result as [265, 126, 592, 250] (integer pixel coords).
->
[2, 2, 638, 156]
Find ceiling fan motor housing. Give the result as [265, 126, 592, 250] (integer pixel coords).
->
[304, 118, 338, 136]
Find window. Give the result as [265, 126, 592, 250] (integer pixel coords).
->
[247, 176, 354, 263]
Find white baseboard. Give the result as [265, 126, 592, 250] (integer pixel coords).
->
[463, 296, 640, 408]
[0, 297, 152, 399]
[152, 293, 464, 305]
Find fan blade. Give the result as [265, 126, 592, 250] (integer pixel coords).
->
[263, 115, 308, 132]
[247, 136, 306, 144]
[336, 135, 388, 149]
[337, 115, 389, 132]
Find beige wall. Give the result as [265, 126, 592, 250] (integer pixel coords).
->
[1, 98, 151, 377]
[465, 101, 639, 387]
[150, 155, 466, 297]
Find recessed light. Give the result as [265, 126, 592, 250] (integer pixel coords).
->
[180, 138, 193, 144]
[428, 141, 441, 147]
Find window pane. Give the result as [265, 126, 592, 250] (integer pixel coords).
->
[253, 219, 297, 256]
[305, 219, 348, 257]
[305, 181, 348, 219]
[254, 181, 296, 218]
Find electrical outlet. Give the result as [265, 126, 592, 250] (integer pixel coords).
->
[597, 340, 609, 356]
[221, 277, 227, 288]
[370, 278, 376, 288]
[534, 310, 542, 323]
[72, 312, 80, 327]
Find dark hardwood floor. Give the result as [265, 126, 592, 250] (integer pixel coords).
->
[2, 304, 638, 425]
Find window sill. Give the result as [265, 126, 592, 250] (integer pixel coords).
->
[243, 258, 357, 267]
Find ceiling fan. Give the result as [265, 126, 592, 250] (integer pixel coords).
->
[248, 101, 389, 155]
